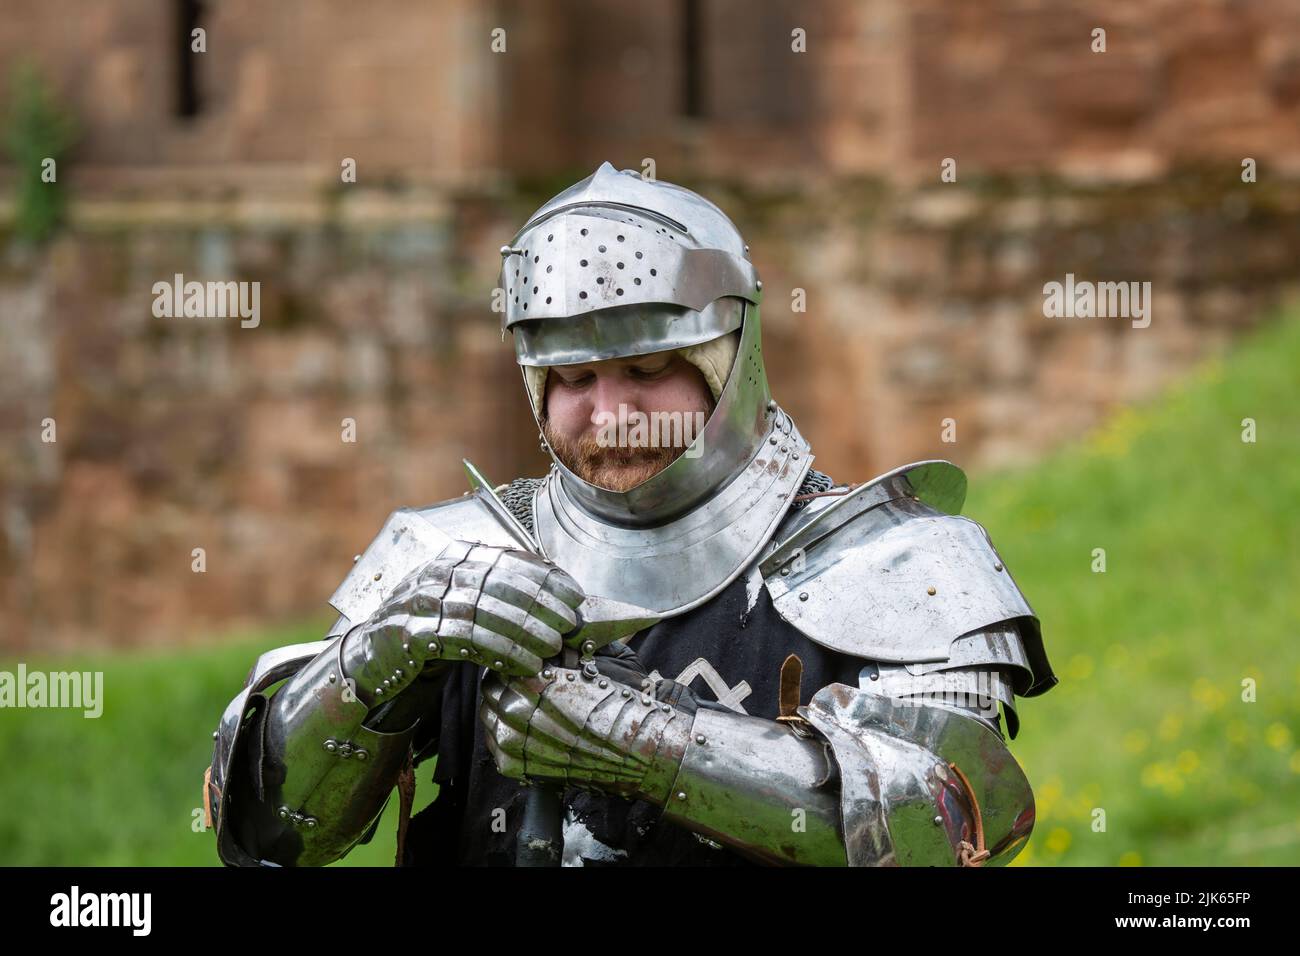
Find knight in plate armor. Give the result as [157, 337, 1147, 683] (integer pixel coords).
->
[205, 162, 1058, 867]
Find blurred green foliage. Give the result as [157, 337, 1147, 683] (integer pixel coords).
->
[3, 63, 77, 242]
[0, 307, 1296, 866]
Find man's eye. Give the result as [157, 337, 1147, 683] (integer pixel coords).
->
[631, 364, 670, 379]
[557, 373, 592, 387]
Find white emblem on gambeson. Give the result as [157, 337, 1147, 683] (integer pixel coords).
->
[648, 657, 752, 714]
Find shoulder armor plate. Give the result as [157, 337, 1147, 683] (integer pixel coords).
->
[761, 461, 1056, 698]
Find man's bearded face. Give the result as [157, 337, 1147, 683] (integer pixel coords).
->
[539, 350, 715, 493]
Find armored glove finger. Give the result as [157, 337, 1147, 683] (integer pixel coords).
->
[346, 540, 585, 707]
[478, 665, 693, 804]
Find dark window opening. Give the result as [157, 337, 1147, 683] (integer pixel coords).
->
[682, 0, 704, 118]
[175, 0, 205, 118]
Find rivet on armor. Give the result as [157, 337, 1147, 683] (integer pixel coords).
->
[581, 640, 596, 655]
[492, 660, 503, 669]
[934, 815, 943, 826]
[407, 659, 416, 668]
[394, 668, 403, 678]
[328, 672, 336, 683]
[598, 679, 609, 688]
[621, 688, 631, 698]
[355, 750, 368, 761]
[766, 399, 777, 413]
[696, 734, 707, 744]
[566, 672, 577, 681]
[460, 648, 470, 657]
[642, 695, 652, 705]
[660, 703, 671, 713]
[212, 731, 219, 739]
[779, 446, 787, 454]
[769, 436, 778, 445]
[383, 679, 391, 688]
[324, 740, 337, 752]
[927, 586, 937, 596]
[353, 554, 361, 563]
[278, 808, 290, 820]
[373, 571, 382, 581]
[543, 669, 553, 679]
[995, 563, 1004, 572]
[402, 641, 410, 654]
[755, 280, 763, 291]
[375, 687, 384, 696]
[780, 565, 790, 576]
[799, 592, 809, 601]
[677, 792, 687, 801]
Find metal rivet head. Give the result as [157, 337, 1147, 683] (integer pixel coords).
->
[278, 808, 290, 820]
[642, 695, 652, 705]
[542, 669, 553, 679]
[407, 659, 416, 668]
[328, 672, 337, 683]
[769, 436, 778, 445]
[766, 399, 777, 413]
[870, 671, 879, 681]
[355, 750, 367, 761]
[493, 660, 504, 670]
[373, 572, 382, 581]
[324, 740, 337, 752]
[934, 815, 943, 826]
[402, 641, 411, 654]
[566, 672, 576, 681]
[598, 678, 609, 689]
[677, 791, 688, 801]
[382, 679, 391, 688]
[994, 563, 1003, 572]
[660, 703, 671, 713]
[353, 554, 361, 563]
[780, 565, 790, 576]
[212, 731, 219, 740]
[621, 688, 631, 698]
[755, 280, 763, 291]
[581, 640, 596, 655]
[460, 648, 470, 657]
[799, 592, 809, 601]
[375, 687, 384, 696]
[927, 586, 937, 596]
[696, 734, 707, 745]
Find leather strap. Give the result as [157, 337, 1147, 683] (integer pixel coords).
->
[776, 654, 814, 738]
[948, 761, 991, 866]
[393, 748, 417, 866]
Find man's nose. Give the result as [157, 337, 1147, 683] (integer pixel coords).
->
[588, 377, 638, 425]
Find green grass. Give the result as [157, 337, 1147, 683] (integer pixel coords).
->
[967, 307, 1300, 866]
[0, 622, 439, 866]
[1, 307, 1297, 866]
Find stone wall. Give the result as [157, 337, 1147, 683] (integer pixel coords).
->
[2, 0, 1300, 649]
[2, 170, 1297, 651]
